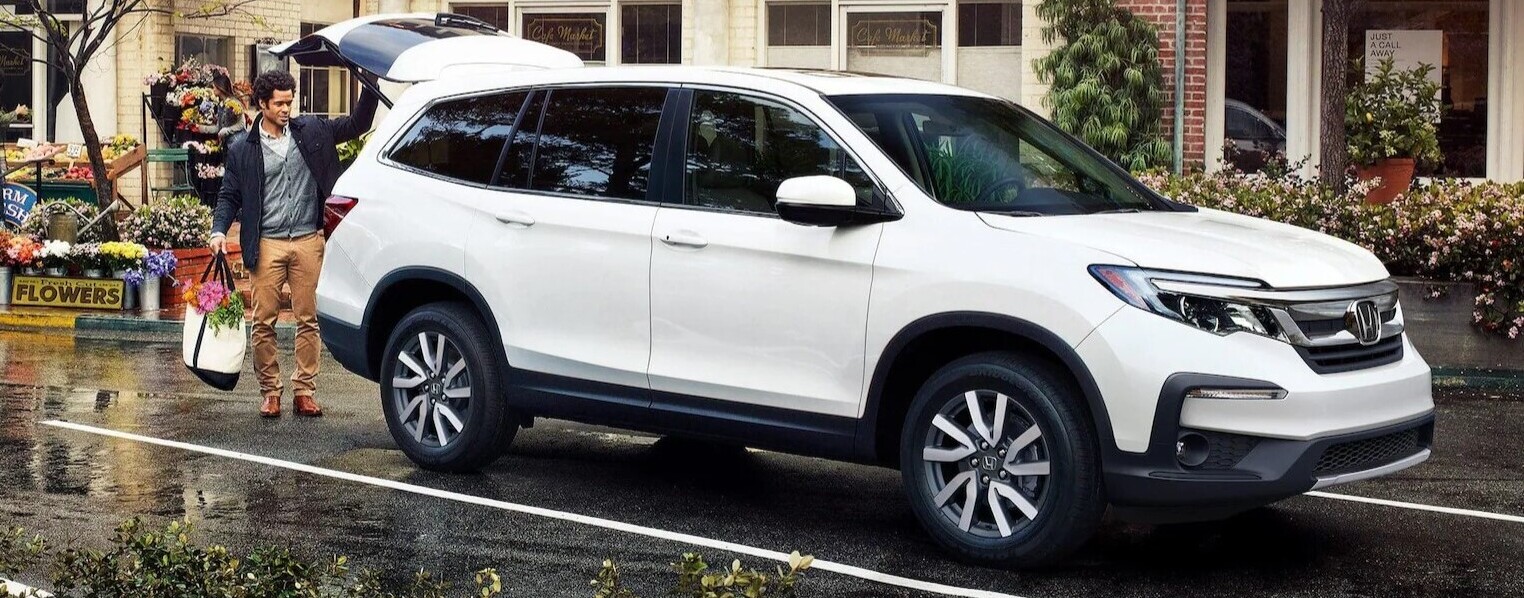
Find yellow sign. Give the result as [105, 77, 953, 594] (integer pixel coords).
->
[11, 276, 126, 309]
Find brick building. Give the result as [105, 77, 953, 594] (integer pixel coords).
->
[7, 0, 1523, 200]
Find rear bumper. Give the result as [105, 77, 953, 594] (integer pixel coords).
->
[1105, 410, 1434, 510]
[318, 313, 376, 381]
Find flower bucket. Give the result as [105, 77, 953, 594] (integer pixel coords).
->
[0, 266, 11, 305]
[1355, 158, 1415, 205]
[45, 267, 65, 277]
[140, 277, 161, 311]
[84, 269, 104, 278]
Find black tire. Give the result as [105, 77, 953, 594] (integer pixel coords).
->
[899, 351, 1104, 567]
[380, 302, 517, 472]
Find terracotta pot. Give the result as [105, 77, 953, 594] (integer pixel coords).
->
[161, 244, 241, 308]
[1355, 158, 1416, 205]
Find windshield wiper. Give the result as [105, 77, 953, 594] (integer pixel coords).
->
[1092, 208, 1143, 214]
[982, 209, 1046, 217]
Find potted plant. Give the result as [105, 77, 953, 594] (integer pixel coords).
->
[40, 240, 73, 276]
[144, 61, 176, 119]
[71, 242, 106, 277]
[1346, 58, 1444, 204]
[20, 198, 103, 244]
[127, 250, 179, 311]
[120, 195, 230, 308]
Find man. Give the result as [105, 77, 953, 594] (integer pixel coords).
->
[211, 70, 377, 418]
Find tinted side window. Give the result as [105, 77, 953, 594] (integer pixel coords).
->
[685, 91, 875, 214]
[390, 92, 528, 184]
[495, 91, 545, 189]
[530, 87, 667, 200]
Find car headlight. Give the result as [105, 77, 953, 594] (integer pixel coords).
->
[1089, 265, 1287, 341]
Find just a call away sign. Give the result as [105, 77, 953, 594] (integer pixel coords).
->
[11, 276, 126, 309]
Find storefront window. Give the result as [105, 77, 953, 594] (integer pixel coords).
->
[958, 2, 1020, 47]
[453, 3, 511, 30]
[1348, 1, 1488, 178]
[175, 34, 231, 68]
[767, 2, 831, 69]
[0, 31, 30, 142]
[523, 12, 608, 63]
[621, 4, 681, 64]
[1224, 0, 1288, 173]
[956, 1, 1021, 101]
[845, 11, 943, 83]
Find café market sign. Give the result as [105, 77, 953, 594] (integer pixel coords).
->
[11, 276, 126, 310]
[850, 16, 939, 48]
[524, 14, 605, 58]
[2, 183, 37, 227]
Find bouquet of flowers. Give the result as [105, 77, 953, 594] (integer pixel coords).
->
[69, 243, 105, 272]
[196, 163, 225, 180]
[2, 234, 42, 269]
[145, 250, 179, 282]
[183, 140, 221, 155]
[39, 240, 72, 270]
[99, 241, 149, 273]
[181, 278, 244, 332]
[121, 196, 212, 249]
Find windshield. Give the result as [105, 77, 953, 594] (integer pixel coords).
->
[827, 94, 1163, 215]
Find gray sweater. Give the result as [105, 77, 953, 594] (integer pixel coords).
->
[258, 133, 321, 239]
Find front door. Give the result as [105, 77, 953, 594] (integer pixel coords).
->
[647, 88, 886, 419]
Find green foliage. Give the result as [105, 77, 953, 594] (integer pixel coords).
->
[337, 132, 373, 167]
[925, 137, 1010, 204]
[0, 519, 816, 598]
[1138, 169, 1524, 339]
[595, 551, 814, 598]
[1346, 58, 1444, 168]
[1034, 0, 1172, 171]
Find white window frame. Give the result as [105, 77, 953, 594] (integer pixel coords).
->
[513, 1, 619, 65]
[837, 2, 957, 85]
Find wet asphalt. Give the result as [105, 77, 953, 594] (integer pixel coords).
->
[0, 331, 1520, 597]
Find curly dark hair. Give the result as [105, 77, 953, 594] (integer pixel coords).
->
[252, 70, 297, 109]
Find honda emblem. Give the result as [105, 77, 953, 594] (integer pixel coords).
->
[1345, 300, 1382, 346]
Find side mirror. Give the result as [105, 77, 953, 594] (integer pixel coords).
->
[774, 175, 901, 227]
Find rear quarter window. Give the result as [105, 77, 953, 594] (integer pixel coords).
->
[389, 91, 530, 185]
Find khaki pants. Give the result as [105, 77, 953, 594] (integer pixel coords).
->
[251, 234, 324, 399]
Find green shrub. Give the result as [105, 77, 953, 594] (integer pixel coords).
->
[0, 519, 813, 598]
[120, 195, 212, 249]
[1138, 169, 1524, 339]
[1034, 0, 1173, 171]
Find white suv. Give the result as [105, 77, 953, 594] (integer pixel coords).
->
[299, 14, 1435, 567]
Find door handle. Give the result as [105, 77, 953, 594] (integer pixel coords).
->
[660, 231, 708, 249]
[493, 211, 536, 227]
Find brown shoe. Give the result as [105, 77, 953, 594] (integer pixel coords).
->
[294, 394, 323, 417]
[260, 395, 281, 418]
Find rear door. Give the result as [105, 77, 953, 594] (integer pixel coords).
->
[465, 86, 674, 403]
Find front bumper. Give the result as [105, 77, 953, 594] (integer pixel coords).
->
[1105, 407, 1434, 509]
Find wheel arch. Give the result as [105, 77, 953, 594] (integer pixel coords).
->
[362, 267, 506, 381]
[857, 312, 1116, 467]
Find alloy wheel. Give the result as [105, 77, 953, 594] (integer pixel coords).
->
[921, 389, 1051, 539]
[390, 331, 473, 448]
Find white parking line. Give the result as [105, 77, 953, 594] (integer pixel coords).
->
[1307, 491, 1524, 524]
[42, 420, 1024, 598]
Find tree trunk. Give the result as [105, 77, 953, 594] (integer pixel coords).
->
[69, 76, 120, 240]
[1320, 0, 1353, 192]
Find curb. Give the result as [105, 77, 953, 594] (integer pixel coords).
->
[0, 309, 300, 348]
[1432, 367, 1524, 391]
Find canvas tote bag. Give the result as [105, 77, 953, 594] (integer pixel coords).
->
[183, 252, 246, 390]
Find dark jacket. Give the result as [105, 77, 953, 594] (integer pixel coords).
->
[213, 91, 378, 271]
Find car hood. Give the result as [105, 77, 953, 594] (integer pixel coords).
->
[978, 208, 1390, 288]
